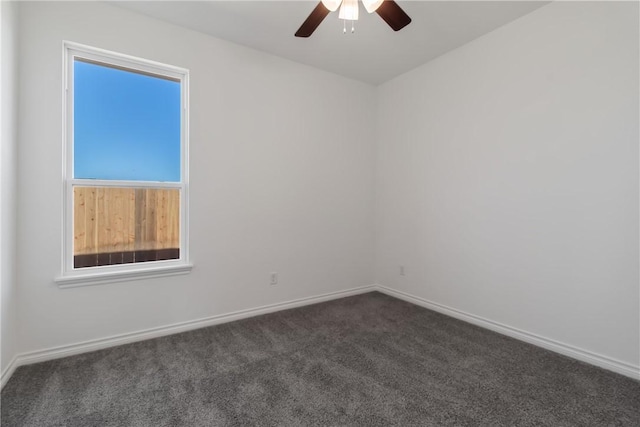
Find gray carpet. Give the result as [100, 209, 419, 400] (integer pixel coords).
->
[2, 292, 639, 426]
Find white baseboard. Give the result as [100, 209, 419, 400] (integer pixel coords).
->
[3, 283, 638, 389]
[0, 356, 18, 389]
[376, 285, 640, 381]
[0, 285, 375, 389]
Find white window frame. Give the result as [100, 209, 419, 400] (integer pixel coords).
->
[56, 41, 192, 288]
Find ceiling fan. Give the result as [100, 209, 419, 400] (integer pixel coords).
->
[295, 0, 411, 37]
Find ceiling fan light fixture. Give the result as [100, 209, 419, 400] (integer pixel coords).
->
[338, 0, 359, 21]
[295, 0, 411, 38]
[321, 0, 342, 12]
[362, 0, 384, 13]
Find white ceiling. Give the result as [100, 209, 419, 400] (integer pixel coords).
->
[114, 1, 548, 85]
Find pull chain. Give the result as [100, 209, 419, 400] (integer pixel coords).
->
[343, 20, 355, 34]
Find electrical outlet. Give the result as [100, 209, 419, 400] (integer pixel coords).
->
[399, 265, 406, 276]
[270, 272, 278, 285]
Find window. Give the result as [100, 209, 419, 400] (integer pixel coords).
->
[57, 42, 191, 287]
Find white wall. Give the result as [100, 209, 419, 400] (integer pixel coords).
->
[376, 1, 639, 369]
[16, 1, 376, 355]
[1, 0, 20, 378]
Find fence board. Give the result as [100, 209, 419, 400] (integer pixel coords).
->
[134, 189, 145, 251]
[147, 189, 157, 250]
[85, 187, 97, 255]
[74, 187, 86, 254]
[167, 189, 180, 248]
[127, 189, 135, 248]
[96, 188, 110, 254]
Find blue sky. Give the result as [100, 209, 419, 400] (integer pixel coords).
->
[74, 60, 181, 182]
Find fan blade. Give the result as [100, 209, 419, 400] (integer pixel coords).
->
[295, 2, 331, 38]
[376, 0, 411, 31]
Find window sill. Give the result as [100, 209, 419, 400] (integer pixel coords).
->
[55, 263, 193, 288]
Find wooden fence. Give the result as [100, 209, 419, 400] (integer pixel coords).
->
[74, 187, 180, 256]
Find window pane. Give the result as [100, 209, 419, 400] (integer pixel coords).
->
[73, 186, 180, 268]
[73, 59, 181, 182]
